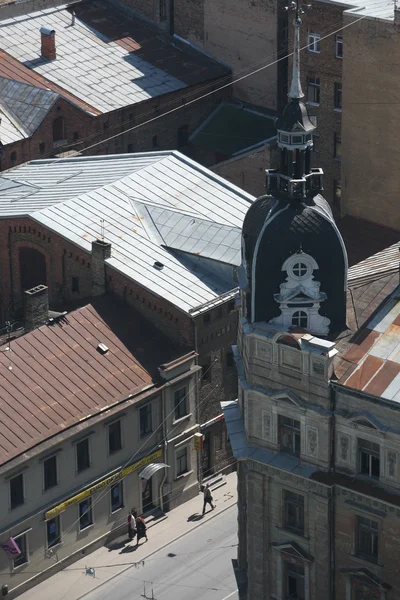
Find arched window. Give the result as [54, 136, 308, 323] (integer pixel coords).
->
[292, 311, 308, 328]
[53, 116, 65, 142]
[292, 262, 308, 277]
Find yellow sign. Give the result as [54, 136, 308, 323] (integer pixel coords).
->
[193, 432, 203, 452]
[45, 449, 162, 520]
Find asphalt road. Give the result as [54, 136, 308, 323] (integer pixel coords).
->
[84, 505, 239, 600]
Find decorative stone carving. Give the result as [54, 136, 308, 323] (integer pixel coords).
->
[387, 450, 397, 478]
[262, 411, 271, 440]
[307, 427, 318, 456]
[256, 341, 272, 361]
[339, 434, 349, 461]
[313, 360, 325, 376]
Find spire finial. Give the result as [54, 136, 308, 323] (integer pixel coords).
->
[288, 0, 304, 100]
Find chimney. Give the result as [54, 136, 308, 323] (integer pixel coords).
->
[24, 285, 49, 333]
[91, 240, 111, 296]
[40, 27, 56, 61]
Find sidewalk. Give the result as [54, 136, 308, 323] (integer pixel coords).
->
[17, 472, 238, 600]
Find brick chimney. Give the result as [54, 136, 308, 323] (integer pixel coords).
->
[24, 284, 49, 333]
[91, 240, 111, 296]
[40, 27, 56, 61]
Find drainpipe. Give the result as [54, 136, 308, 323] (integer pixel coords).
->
[194, 317, 202, 488]
[159, 384, 168, 513]
[329, 384, 336, 600]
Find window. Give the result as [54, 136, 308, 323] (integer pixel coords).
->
[353, 584, 378, 600]
[292, 311, 308, 329]
[46, 516, 61, 548]
[227, 352, 234, 367]
[103, 121, 109, 130]
[334, 82, 342, 110]
[76, 438, 90, 473]
[73, 131, 79, 141]
[307, 76, 320, 105]
[176, 446, 188, 476]
[10, 474, 24, 509]
[334, 133, 341, 159]
[79, 498, 93, 530]
[43, 456, 58, 491]
[174, 387, 188, 420]
[159, 0, 167, 20]
[292, 262, 308, 278]
[71, 276, 79, 293]
[283, 490, 304, 534]
[308, 32, 320, 53]
[336, 34, 343, 58]
[39, 142, 45, 154]
[10, 151, 17, 162]
[312, 134, 320, 154]
[127, 143, 134, 153]
[202, 356, 212, 383]
[334, 180, 342, 209]
[286, 561, 305, 599]
[203, 313, 211, 324]
[358, 439, 380, 478]
[152, 135, 158, 148]
[111, 481, 124, 512]
[140, 404, 152, 437]
[279, 416, 301, 457]
[52, 116, 65, 142]
[13, 534, 28, 569]
[177, 124, 189, 148]
[356, 516, 378, 561]
[108, 421, 122, 455]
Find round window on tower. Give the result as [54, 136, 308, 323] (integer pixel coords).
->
[291, 262, 309, 279]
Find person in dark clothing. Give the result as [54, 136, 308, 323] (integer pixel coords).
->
[136, 516, 148, 545]
[202, 484, 215, 515]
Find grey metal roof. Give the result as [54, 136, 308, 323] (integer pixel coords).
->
[0, 151, 254, 313]
[0, 77, 58, 143]
[0, 4, 186, 113]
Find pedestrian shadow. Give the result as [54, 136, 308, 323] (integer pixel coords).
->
[187, 513, 203, 522]
[119, 544, 138, 554]
[107, 540, 127, 552]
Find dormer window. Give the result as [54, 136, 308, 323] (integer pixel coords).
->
[292, 311, 308, 328]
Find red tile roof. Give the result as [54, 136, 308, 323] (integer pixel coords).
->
[0, 296, 182, 465]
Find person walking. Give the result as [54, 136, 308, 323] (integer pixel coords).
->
[202, 484, 215, 515]
[136, 515, 148, 545]
[128, 510, 136, 541]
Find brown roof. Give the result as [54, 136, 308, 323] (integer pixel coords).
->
[0, 50, 100, 115]
[0, 296, 183, 466]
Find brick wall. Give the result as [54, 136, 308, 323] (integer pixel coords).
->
[212, 144, 274, 197]
[288, 2, 343, 211]
[341, 16, 400, 231]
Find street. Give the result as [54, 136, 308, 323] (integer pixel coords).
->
[84, 505, 239, 600]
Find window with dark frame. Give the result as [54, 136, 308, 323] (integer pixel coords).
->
[308, 32, 320, 53]
[176, 446, 188, 476]
[177, 124, 189, 148]
[307, 76, 320, 104]
[283, 490, 305, 534]
[46, 516, 61, 548]
[286, 561, 305, 600]
[336, 34, 343, 58]
[159, 0, 167, 20]
[140, 404, 152, 437]
[334, 133, 341, 159]
[279, 416, 301, 457]
[76, 438, 90, 473]
[10, 151, 17, 162]
[334, 82, 342, 110]
[71, 276, 79, 293]
[13, 534, 28, 568]
[53, 116, 65, 142]
[79, 497, 93, 530]
[292, 310, 308, 328]
[174, 387, 188, 420]
[108, 421, 122, 455]
[227, 352, 234, 367]
[152, 135, 158, 148]
[111, 481, 124, 512]
[358, 439, 380, 479]
[203, 313, 211, 324]
[43, 455, 58, 491]
[127, 143, 134, 153]
[356, 516, 378, 561]
[10, 473, 24, 509]
[39, 142, 45, 154]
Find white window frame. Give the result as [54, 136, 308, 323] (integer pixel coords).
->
[307, 76, 320, 105]
[336, 34, 343, 58]
[308, 32, 320, 53]
[78, 497, 94, 531]
[110, 480, 124, 514]
[12, 532, 29, 570]
[46, 514, 61, 549]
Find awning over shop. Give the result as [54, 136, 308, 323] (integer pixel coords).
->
[139, 463, 169, 480]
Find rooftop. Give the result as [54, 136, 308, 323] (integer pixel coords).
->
[0, 295, 183, 466]
[0, 151, 253, 313]
[190, 100, 277, 157]
[0, 0, 227, 116]
[321, 0, 394, 21]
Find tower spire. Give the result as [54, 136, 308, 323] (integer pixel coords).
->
[288, 0, 304, 100]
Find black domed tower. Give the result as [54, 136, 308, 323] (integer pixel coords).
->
[240, 6, 348, 336]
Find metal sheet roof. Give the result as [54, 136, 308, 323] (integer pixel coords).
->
[139, 463, 169, 480]
[0, 297, 182, 466]
[0, 1, 228, 114]
[0, 151, 254, 312]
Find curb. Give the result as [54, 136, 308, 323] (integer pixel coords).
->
[75, 499, 237, 600]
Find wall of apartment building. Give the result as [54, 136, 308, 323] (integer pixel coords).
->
[341, 16, 400, 231]
[288, 2, 343, 211]
[0, 367, 199, 596]
[212, 144, 274, 197]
